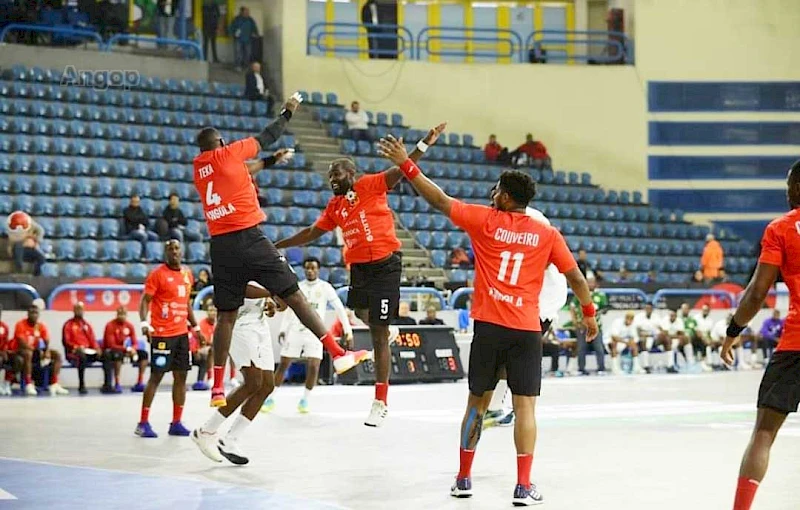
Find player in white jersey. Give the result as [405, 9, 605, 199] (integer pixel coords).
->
[262, 257, 353, 414]
[483, 205, 568, 428]
[192, 282, 281, 465]
[605, 311, 647, 374]
[633, 303, 662, 373]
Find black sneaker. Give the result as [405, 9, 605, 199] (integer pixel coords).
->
[666, 366, 679, 374]
[79, 386, 88, 395]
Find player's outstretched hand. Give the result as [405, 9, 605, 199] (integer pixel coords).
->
[377, 135, 408, 166]
[283, 91, 303, 113]
[273, 148, 294, 164]
[423, 122, 447, 146]
[264, 298, 277, 318]
[720, 337, 736, 366]
[583, 316, 599, 342]
[274, 295, 288, 312]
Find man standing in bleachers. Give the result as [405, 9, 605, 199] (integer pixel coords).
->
[122, 195, 158, 259]
[64, 302, 112, 394]
[230, 6, 258, 70]
[701, 234, 724, 280]
[243, 62, 273, 115]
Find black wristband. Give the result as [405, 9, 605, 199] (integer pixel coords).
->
[280, 108, 292, 121]
[726, 318, 746, 338]
[261, 155, 277, 168]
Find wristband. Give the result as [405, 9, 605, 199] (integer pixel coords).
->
[581, 303, 596, 318]
[416, 140, 429, 153]
[726, 318, 746, 338]
[262, 155, 277, 168]
[280, 108, 293, 121]
[399, 159, 421, 180]
[139, 321, 153, 333]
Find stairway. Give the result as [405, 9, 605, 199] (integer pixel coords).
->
[291, 108, 448, 288]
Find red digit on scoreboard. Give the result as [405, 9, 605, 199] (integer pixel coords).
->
[448, 357, 457, 371]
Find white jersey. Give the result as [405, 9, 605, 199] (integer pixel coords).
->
[609, 318, 637, 340]
[660, 317, 685, 335]
[711, 319, 728, 342]
[694, 314, 714, 335]
[633, 311, 660, 337]
[526, 207, 568, 321]
[280, 278, 352, 336]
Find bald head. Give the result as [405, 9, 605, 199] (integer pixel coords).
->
[197, 127, 223, 152]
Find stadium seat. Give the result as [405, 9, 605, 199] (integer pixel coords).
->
[108, 263, 127, 279]
[329, 268, 347, 287]
[63, 263, 84, 279]
[323, 247, 342, 266]
[119, 241, 142, 262]
[40, 263, 59, 278]
[430, 250, 447, 267]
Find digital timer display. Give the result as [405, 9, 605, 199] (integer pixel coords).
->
[395, 332, 422, 348]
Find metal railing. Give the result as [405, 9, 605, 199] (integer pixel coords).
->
[416, 26, 524, 61]
[47, 284, 144, 309]
[104, 34, 204, 60]
[307, 22, 414, 59]
[0, 283, 41, 301]
[0, 23, 104, 46]
[652, 288, 738, 308]
[525, 30, 633, 64]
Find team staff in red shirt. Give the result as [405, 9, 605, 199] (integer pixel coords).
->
[13, 306, 69, 397]
[135, 240, 204, 439]
[0, 306, 13, 396]
[103, 306, 148, 393]
[378, 135, 597, 506]
[722, 161, 800, 510]
[276, 122, 446, 427]
[63, 301, 112, 395]
[193, 92, 366, 408]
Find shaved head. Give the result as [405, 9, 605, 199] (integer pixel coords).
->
[197, 127, 223, 152]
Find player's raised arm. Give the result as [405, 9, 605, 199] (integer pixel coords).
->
[274, 224, 327, 249]
[252, 92, 303, 151]
[382, 123, 447, 190]
[378, 135, 454, 216]
[246, 148, 294, 176]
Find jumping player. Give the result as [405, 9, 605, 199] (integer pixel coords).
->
[194, 93, 367, 408]
[377, 136, 598, 506]
[722, 161, 800, 510]
[263, 257, 352, 414]
[276, 123, 446, 426]
[135, 240, 205, 438]
[192, 282, 280, 465]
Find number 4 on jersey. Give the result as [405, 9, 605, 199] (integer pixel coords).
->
[206, 181, 222, 207]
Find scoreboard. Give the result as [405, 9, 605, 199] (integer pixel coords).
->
[337, 326, 465, 385]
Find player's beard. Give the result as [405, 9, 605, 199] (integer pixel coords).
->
[331, 179, 351, 196]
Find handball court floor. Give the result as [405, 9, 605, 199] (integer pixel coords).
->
[1, 371, 799, 510]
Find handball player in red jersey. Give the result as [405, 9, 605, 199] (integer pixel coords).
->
[193, 93, 368, 408]
[722, 160, 800, 510]
[377, 135, 598, 506]
[275, 123, 446, 427]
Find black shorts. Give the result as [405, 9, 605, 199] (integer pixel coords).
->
[105, 350, 125, 362]
[136, 349, 149, 363]
[757, 351, 800, 414]
[469, 320, 543, 397]
[210, 226, 300, 311]
[347, 252, 402, 326]
[150, 334, 190, 373]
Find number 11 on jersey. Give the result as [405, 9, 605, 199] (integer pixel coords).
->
[498, 251, 524, 285]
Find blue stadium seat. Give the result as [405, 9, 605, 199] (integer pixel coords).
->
[447, 232, 465, 249]
[273, 171, 290, 188]
[415, 214, 431, 230]
[119, 241, 142, 262]
[431, 215, 448, 231]
[58, 218, 78, 238]
[306, 246, 323, 262]
[285, 247, 304, 266]
[84, 264, 105, 278]
[287, 207, 305, 225]
[144, 242, 164, 262]
[329, 268, 347, 286]
[186, 243, 207, 264]
[40, 263, 59, 278]
[77, 220, 99, 239]
[449, 269, 468, 282]
[55, 240, 77, 260]
[108, 263, 127, 279]
[399, 212, 415, 229]
[391, 113, 403, 126]
[430, 250, 447, 268]
[323, 247, 342, 265]
[63, 263, 84, 279]
[263, 225, 279, 240]
[416, 231, 432, 248]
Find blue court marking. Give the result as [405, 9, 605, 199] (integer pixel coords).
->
[0, 458, 347, 510]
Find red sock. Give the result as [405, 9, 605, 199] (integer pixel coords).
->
[114, 375, 120, 386]
[50, 372, 57, 384]
[213, 366, 224, 390]
[24, 374, 32, 385]
[734, 477, 759, 510]
[172, 404, 183, 424]
[137, 371, 144, 385]
[375, 382, 388, 404]
[320, 332, 345, 358]
[229, 365, 236, 380]
[140, 406, 150, 424]
[517, 454, 533, 488]
[458, 448, 475, 479]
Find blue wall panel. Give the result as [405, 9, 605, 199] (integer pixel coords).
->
[649, 82, 800, 112]
[648, 189, 788, 213]
[648, 156, 797, 180]
[307, 1, 327, 56]
[649, 122, 800, 145]
[439, 3, 465, 63]
[714, 220, 772, 246]
[471, 5, 498, 63]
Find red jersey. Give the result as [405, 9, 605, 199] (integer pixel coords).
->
[484, 142, 503, 162]
[517, 141, 549, 160]
[193, 137, 266, 237]
[13, 319, 50, 351]
[0, 321, 9, 351]
[314, 172, 401, 264]
[759, 209, 800, 351]
[63, 318, 98, 352]
[199, 317, 215, 343]
[103, 319, 137, 351]
[450, 201, 576, 331]
[144, 264, 194, 338]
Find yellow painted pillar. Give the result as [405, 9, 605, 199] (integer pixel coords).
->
[427, 2, 440, 62]
[496, 4, 510, 64]
[565, 1, 575, 64]
[324, 0, 335, 58]
[396, 0, 404, 61]
[464, 1, 473, 63]
[194, 0, 201, 32]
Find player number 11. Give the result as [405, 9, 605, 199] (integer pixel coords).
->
[498, 251, 524, 285]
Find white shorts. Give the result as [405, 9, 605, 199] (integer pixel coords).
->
[280, 329, 323, 360]
[230, 321, 275, 371]
[604, 336, 635, 352]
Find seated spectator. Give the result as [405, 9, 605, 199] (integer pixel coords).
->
[192, 302, 216, 390]
[244, 61, 274, 115]
[449, 247, 471, 268]
[605, 311, 646, 374]
[63, 302, 112, 395]
[457, 298, 472, 333]
[193, 268, 213, 296]
[511, 133, 552, 170]
[687, 269, 706, 287]
[711, 268, 729, 284]
[527, 42, 548, 64]
[659, 309, 690, 373]
[615, 267, 632, 284]
[13, 305, 68, 396]
[0, 306, 12, 396]
[758, 309, 784, 362]
[419, 306, 445, 326]
[157, 194, 201, 243]
[483, 134, 509, 164]
[123, 195, 158, 258]
[345, 101, 372, 142]
[393, 301, 417, 326]
[103, 306, 148, 393]
[642, 270, 657, 284]
[576, 249, 597, 279]
[6, 211, 47, 276]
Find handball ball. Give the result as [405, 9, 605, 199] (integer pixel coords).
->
[7, 210, 32, 233]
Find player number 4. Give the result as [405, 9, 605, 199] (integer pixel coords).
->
[498, 251, 524, 285]
[205, 181, 222, 207]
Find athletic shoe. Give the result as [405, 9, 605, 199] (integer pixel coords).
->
[131, 383, 145, 392]
[113, 384, 123, 394]
[192, 381, 209, 391]
[450, 477, 473, 498]
[49, 383, 69, 396]
[135, 422, 158, 438]
[297, 398, 309, 414]
[168, 421, 191, 436]
[496, 410, 515, 427]
[210, 387, 227, 408]
[388, 325, 400, 346]
[78, 386, 88, 395]
[596, 370, 607, 376]
[738, 361, 753, 371]
[700, 362, 713, 373]
[191, 428, 223, 463]
[549, 370, 564, 378]
[0, 381, 11, 396]
[512, 484, 544, 506]
[666, 366, 679, 374]
[218, 437, 249, 465]
[333, 350, 372, 375]
[101, 385, 115, 394]
[364, 399, 388, 427]
[260, 396, 275, 414]
[24, 384, 37, 396]
[483, 409, 504, 427]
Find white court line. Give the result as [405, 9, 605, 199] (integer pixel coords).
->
[0, 488, 17, 500]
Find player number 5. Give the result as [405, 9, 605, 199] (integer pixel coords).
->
[498, 251, 524, 285]
[205, 181, 222, 207]
[380, 299, 389, 317]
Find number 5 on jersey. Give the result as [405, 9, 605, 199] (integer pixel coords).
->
[206, 181, 222, 206]
[498, 251, 524, 285]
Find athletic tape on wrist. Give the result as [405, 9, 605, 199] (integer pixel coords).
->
[416, 140, 429, 153]
[581, 303, 596, 318]
[726, 319, 745, 338]
[139, 321, 153, 332]
[399, 159, 421, 180]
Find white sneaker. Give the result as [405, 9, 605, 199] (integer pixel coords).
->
[49, 383, 69, 396]
[388, 325, 400, 346]
[228, 378, 241, 389]
[24, 384, 37, 396]
[217, 437, 249, 465]
[364, 399, 388, 427]
[701, 362, 713, 373]
[738, 362, 753, 371]
[0, 381, 10, 396]
[191, 428, 223, 463]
